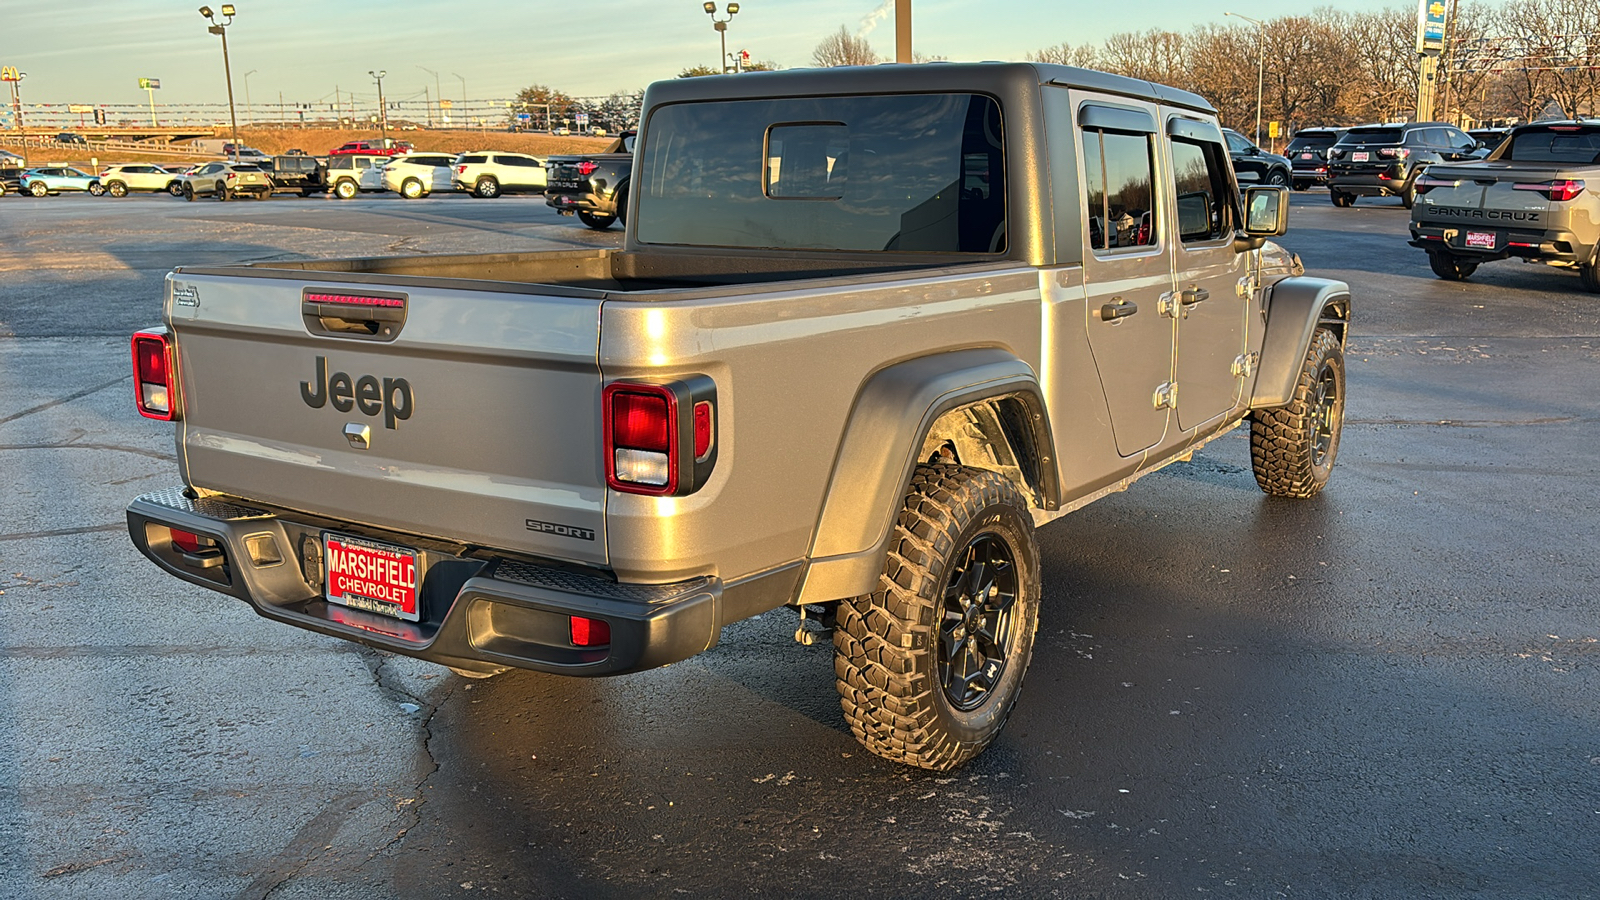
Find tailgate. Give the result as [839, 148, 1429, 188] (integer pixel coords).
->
[165, 271, 607, 565]
[1416, 163, 1551, 225]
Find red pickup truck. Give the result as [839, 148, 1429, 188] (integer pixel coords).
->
[328, 140, 412, 157]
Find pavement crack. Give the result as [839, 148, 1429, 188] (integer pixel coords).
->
[0, 524, 126, 542]
[0, 441, 175, 461]
[353, 647, 455, 862]
[232, 791, 368, 900]
[0, 375, 128, 426]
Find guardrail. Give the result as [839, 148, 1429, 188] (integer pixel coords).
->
[0, 134, 217, 159]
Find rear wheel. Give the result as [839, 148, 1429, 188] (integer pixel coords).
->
[334, 179, 358, 200]
[1292, 179, 1310, 192]
[834, 464, 1041, 771]
[475, 176, 500, 198]
[1580, 246, 1600, 294]
[1330, 190, 1354, 207]
[1427, 249, 1478, 281]
[29, 182, 48, 197]
[107, 181, 128, 198]
[1399, 183, 1417, 209]
[401, 177, 424, 199]
[183, 183, 196, 201]
[1251, 327, 1345, 498]
[214, 182, 230, 201]
[577, 210, 616, 230]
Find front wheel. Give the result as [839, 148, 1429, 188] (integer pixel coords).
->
[576, 210, 616, 230]
[1427, 249, 1478, 281]
[1251, 327, 1345, 498]
[168, 181, 184, 197]
[1267, 170, 1289, 187]
[834, 464, 1041, 771]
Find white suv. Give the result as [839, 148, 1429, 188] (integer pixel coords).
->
[326, 154, 388, 199]
[451, 151, 547, 198]
[380, 153, 457, 199]
[99, 164, 183, 197]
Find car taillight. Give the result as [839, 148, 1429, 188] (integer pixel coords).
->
[1413, 174, 1458, 194]
[577, 161, 598, 176]
[1327, 148, 1344, 159]
[132, 328, 177, 420]
[1514, 179, 1586, 202]
[455, 165, 466, 174]
[169, 528, 202, 553]
[602, 377, 717, 496]
[1378, 147, 1411, 159]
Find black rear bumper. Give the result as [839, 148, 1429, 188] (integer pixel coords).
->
[126, 488, 725, 676]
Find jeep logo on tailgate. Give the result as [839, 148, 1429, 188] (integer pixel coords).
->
[300, 356, 413, 429]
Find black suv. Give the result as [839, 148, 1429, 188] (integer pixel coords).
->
[1222, 128, 1292, 187]
[1327, 122, 1488, 208]
[0, 165, 25, 196]
[266, 154, 327, 196]
[1285, 127, 1347, 190]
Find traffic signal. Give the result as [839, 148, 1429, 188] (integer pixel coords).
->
[94, 108, 106, 125]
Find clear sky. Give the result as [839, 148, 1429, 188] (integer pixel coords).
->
[5, 0, 1406, 106]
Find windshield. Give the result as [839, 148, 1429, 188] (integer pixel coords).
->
[636, 93, 1006, 254]
[1287, 133, 1338, 151]
[1505, 127, 1600, 164]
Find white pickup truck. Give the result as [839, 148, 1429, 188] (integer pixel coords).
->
[126, 63, 1350, 770]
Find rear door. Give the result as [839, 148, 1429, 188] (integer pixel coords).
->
[1076, 98, 1174, 456]
[166, 272, 610, 564]
[1165, 115, 1253, 431]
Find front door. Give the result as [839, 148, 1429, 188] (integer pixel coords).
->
[1166, 117, 1253, 432]
[1078, 100, 1176, 456]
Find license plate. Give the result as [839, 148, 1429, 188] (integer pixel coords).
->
[1465, 230, 1497, 249]
[323, 532, 419, 621]
[1300, 152, 1314, 159]
[1352, 151, 1370, 162]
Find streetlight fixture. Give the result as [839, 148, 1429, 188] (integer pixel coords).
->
[704, 3, 740, 73]
[369, 70, 388, 145]
[417, 65, 441, 128]
[5, 70, 27, 164]
[242, 69, 256, 126]
[452, 72, 467, 123]
[1225, 11, 1266, 148]
[199, 4, 242, 161]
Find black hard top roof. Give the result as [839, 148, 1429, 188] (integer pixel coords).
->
[642, 61, 1215, 116]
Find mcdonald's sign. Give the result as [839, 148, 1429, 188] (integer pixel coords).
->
[0, 67, 21, 82]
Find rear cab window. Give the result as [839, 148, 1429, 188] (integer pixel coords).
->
[1506, 126, 1600, 163]
[635, 93, 1006, 254]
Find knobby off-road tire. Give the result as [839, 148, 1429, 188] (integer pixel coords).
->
[1427, 249, 1478, 281]
[834, 464, 1041, 771]
[1251, 327, 1345, 498]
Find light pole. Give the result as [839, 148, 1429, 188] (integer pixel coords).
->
[369, 69, 388, 145]
[417, 65, 441, 128]
[703, 3, 740, 73]
[242, 69, 256, 126]
[1225, 12, 1266, 147]
[199, 5, 241, 161]
[5, 71, 26, 164]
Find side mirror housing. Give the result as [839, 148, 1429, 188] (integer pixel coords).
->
[1235, 185, 1289, 252]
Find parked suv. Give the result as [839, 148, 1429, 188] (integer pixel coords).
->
[381, 152, 457, 199]
[1327, 122, 1488, 208]
[20, 166, 104, 196]
[178, 162, 273, 201]
[99, 164, 184, 197]
[1285, 127, 1348, 190]
[326, 154, 389, 199]
[1222, 128, 1292, 187]
[451, 151, 548, 198]
[0, 165, 27, 196]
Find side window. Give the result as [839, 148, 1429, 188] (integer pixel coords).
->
[1450, 129, 1476, 150]
[1170, 138, 1232, 244]
[1225, 131, 1252, 154]
[1083, 129, 1158, 251]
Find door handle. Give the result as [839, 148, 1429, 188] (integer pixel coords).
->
[1096, 298, 1138, 322]
[1180, 287, 1210, 306]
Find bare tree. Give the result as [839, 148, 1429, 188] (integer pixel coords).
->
[1027, 41, 1099, 69]
[813, 25, 881, 67]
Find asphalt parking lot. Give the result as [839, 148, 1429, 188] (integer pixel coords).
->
[2, 191, 1597, 899]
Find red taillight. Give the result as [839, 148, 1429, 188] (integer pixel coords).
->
[1414, 174, 1457, 194]
[169, 528, 202, 553]
[570, 616, 610, 647]
[577, 161, 598, 176]
[132, 329, 177, 420]
[455, 165, 466, 174]
[604, 384, 676, 494]
[1514, 179, 1585, 202]
[1379, 147, 1411, 159]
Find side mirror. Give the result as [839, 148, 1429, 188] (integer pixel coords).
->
[1235, 185, 1289, 251]
[1248, 146, 1261, 156]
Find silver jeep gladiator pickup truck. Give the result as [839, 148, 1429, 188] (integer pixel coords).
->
[127, 63, 1351, 770]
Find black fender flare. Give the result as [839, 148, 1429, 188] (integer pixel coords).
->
[1250, 276, 1352, 409]
[796, 347, 1056, 604]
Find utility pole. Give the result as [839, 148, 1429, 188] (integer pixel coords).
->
[896, 0, 911, 64]
[369, 70, 388, 144]
[198, 5, 241, 161]
[417, 65, 441, 128]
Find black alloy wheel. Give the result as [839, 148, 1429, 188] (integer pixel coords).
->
[937, 533, 1020, 711]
